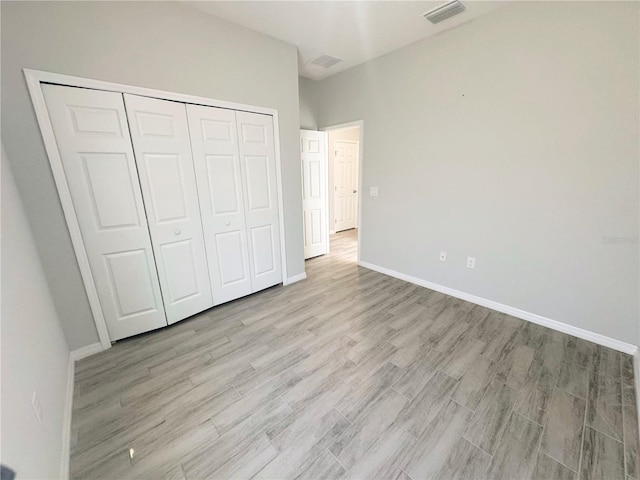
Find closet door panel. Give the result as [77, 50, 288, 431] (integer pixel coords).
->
[187, 104, 252, 305]
[236, 111, 283, 292]
[42, 84, 167, 340]
[125, 94, 213, 323]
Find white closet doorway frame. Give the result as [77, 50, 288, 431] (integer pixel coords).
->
[25, 69, 290, 351]
[320, 120, 364, 264]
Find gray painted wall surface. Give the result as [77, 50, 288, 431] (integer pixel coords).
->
[299, 76, 318, 130]
[1, 147, 71, 478]
[301, 2, 640, 344]
[2, 1, 304, 349]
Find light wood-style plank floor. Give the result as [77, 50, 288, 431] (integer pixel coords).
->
[71, 229, 639, 479]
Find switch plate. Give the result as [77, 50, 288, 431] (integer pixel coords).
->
[467, 257, 476, 269]
[369, 187, 379, 197]
[439, 251, 447, 262]
[32, 392, 43, 424]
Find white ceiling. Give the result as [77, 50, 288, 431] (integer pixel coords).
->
[186, 1, 508, 81]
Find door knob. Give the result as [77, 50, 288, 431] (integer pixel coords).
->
[175, 229, 181, 235]
[225, 222, 231, 226]
[353, 189, 358, 193]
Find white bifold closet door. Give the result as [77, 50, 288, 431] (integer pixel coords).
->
[188, 106, 283, 300]
[236, 111, 283, 292]
[42, 84, 167, 340]
[187, 105, 252, 304]
[124, 94, 213, 324]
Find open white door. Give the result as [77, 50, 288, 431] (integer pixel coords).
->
[301, 130, 328, 259]
[334, 140, 359, 232]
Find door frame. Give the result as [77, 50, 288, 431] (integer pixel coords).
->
[320, 120, 364, 263]
[25, 68, 290, 350]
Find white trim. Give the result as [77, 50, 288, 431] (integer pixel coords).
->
[60, 356, 74, 480]
[70, 343, 103, 362]
[24, 69, 278, 116]
[24, 68, 289, 340]
[358, 260, 639, 355]
[321, 121, 364, 263]
[271, 113, 290, 286]
[330, 230, 337, 235]
[324, 132, 331, 254]
[286, 272, 307, 284]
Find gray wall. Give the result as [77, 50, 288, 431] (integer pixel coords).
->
[1, 147, 71, 479]
[299, 76, 318, 130]
[302, 2, 640, 344]
[1, 1, 304, 349]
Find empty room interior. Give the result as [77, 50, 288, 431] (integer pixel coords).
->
[2, 1, 639, 479]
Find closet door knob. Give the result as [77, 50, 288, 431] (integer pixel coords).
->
[225, 222, 231, 227]
[175, 229, 181, 235]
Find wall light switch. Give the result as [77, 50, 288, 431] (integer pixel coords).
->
[370, 187, 379, 197]
[467, 257, 476, 269]
[439, 251, 447, 262]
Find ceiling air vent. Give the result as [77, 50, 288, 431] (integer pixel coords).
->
[423, 0, 466, 24]
[308, 54, 342, 69]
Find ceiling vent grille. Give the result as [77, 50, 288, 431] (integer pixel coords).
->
[423, 0, 466, 24]
[308, 54, 342, 69]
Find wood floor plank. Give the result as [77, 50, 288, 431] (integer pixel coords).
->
[451, 355, 495, 411]
[540, 389, 586, 471]
[533, 453, 577, 480]
[514, 380, 553, 426]
[344, 424, 416, 480]
[579, 426, 625, 480]
[434, 437, 492, 480]
[556, 337, 593, 399]
[395, 371, 458, 438]
[463, 379, 518, 455]
[401, 399, 473, 480]
[487, 412, 543, 480]
[329, 388, 408, 470]
[623, 403, 640, 479]
[586, 367, 624, 441]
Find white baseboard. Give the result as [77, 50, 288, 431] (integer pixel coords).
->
[285, 272, 307, 285]
[358, 260, 639, 356]
[330, 230, 336, 235]
[60, 356, 75, 480]
[70, 342, 103, 362]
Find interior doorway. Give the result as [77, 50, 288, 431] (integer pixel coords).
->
[300, 121, 362, 263]
[324, 122, 362, 263]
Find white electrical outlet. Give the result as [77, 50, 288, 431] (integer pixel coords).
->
[467, 257, 476, 269]
[32, 392, 43, 424]
[369, 187, 379, 197]
[439, 251, 447, 262]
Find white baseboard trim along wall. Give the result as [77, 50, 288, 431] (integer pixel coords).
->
[70, 342, 104, 362]
[358, 260, 639, 356]
[286, 272, 307, 285]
